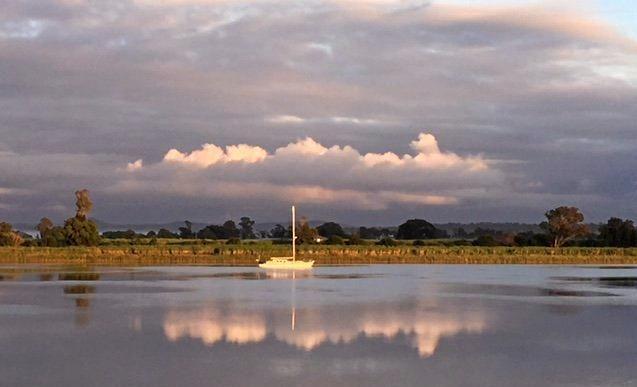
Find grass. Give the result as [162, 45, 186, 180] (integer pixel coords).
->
[2, 244, 637, 265]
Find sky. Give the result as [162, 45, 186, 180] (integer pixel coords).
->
[1, 0, 636, 226]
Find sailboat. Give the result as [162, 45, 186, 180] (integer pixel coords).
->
[259, 206, 315, 269]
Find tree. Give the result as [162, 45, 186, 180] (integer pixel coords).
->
[197, 220, 240, 240]
[317, 222, 346, 238]
[297, 218, 318, 244]
[599, 218, 637, 247]
[157, 228, 177, 238]
[347, 233, 364, 245]
[36, 217, 54, 240]
[0, 222, 23, 246]
[514, 231, 549, 247]
[64, 217, 100, 246]
[542, 206, 589, 248]
[472, 235, 500, 246]
[74, 189, 93, 221]
[102, 229, 138, 239]
[179, 220, 195, 239]
[42, 226, 67, 247]
[359, 227, 382, 239]
[396, 219, 439, 240]
[270, 224, 287, 239]
[239, 217, 256, 239]
[222, 220, 240, 239]
[64, 189, 99, 246]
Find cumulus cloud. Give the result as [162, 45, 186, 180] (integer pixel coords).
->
[163, 143, 268, 167]
[126, 159, 143, 171]
[117, 132, 496, 210]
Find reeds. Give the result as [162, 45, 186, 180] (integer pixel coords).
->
[1, 245, 637, 265]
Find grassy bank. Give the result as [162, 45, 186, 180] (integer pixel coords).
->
[2, 245, 637, 265]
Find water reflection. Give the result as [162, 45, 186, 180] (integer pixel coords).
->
[2, 265, 637, 387]
[164, 300, 487, 357]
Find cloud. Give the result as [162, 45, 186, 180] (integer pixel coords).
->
[1, 0, 636, 223]
[126, 159, 143, 171]
[116, 132, 495, 210]
[266, 115, 307, 124]
[163, 143, 268, 167]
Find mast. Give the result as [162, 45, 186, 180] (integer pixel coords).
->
[292, 205, 296, 261]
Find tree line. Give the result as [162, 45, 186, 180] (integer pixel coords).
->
[1, 190, 100, 247]
[1, 193, 636, 248]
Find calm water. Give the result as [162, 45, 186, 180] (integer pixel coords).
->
[1, 265, 637, 387]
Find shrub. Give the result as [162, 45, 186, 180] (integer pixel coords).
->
[376, 237, 398, 247]
[0, 222, 23, 247]
[472, 235, 500, 247]
[326, 235, 345, 245]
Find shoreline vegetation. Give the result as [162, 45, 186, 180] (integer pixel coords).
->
[2, 244, 637, 266]
[3, 190, 637, 265]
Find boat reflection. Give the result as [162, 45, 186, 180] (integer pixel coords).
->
[163, 300, 487, 357]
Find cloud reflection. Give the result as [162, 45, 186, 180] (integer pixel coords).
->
[164, 301, 487, 357]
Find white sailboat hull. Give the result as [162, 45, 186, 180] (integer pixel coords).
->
[259, 258, 314, 270]
[260, 206, 314, 270]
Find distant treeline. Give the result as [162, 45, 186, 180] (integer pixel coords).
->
[1, 191, 636, 249]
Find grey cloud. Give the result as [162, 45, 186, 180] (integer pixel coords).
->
[1, 0, 636, 224]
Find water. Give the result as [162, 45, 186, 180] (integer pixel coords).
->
[1, 265, 637, 387]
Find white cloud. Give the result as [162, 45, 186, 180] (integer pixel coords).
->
[163, 143, 267, 167]
[113, 132, 500, 210]
[266, 115, 307, 124]
[126, 159, 143, 171]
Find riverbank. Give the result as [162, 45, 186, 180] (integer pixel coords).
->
[2, 245, 637, 265]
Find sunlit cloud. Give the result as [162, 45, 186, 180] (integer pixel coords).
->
[163, 300, 488, 357]
[115, 133, 495, 209]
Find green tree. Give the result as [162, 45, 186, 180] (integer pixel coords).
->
[42, 226, 68, 247]
[239, 217, 256, 239]
[179, 220, 195, 239]
[102, 229, 137, 239]
[396, 219, 439, 240]
[347, 233, 364, 245]
[64, 217, 100, 246]
[270, 224, 287, 239]
[599, 218, 637, 247]
[36, 217, 54, 240]
[0, 222, 23, 246]
[63, 189, 100, 246]
[542, 206, 589, 248]
[317, 222, 347, 238]
[472, 235, 500, 246]
[296, 218, 318, 244]
[222, 220, 240, 239]
[157, 228, 177, 238]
